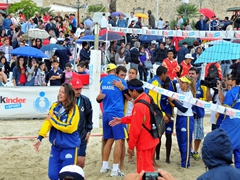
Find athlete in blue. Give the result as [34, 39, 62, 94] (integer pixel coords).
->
[96, 63, 127, 177]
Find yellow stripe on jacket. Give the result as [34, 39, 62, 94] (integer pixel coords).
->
[147, 80, 166, 117]
[38, 103, 80, 137]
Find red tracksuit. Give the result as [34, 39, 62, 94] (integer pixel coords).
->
[121, 93, 159, 173]
[162, 58, 180, 80]
[180, 61, 192, 77]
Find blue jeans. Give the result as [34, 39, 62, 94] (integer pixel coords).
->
[221, 63, 231, 77]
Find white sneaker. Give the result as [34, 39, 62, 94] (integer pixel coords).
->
[100, 167, 111, 173]
[110, 169, 124, 177]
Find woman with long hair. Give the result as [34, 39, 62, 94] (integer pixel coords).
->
[33, 38, 42, 49]
[169, 75, 196, 168]
[0, 56, 11, 77]
[12, 56, 27, 86]
[38, 62, 48, 86]
[25, 58, 39, 86]
[33, 83, 80, 180]
[115, 46, 126, 66]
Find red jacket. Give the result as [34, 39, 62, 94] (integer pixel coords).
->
[162, 58, 180, 80]
[121, 93, 159, 151]
[180, 61, 192, 77]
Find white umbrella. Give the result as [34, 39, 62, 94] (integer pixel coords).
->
[27, 28, 50, 39]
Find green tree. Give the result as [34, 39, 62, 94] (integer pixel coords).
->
[8, 0, 39, 19]
[177, 3, 199, 19]
[88, 5, 106, 13]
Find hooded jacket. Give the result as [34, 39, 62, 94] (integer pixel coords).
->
[197, 129, 240, 180]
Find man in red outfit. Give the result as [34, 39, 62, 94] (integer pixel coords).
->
[109, 79, 159, 173]
[162, 50, 180, 80]
[180, 53, 193, 77]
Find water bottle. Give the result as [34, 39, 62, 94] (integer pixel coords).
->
[151, 124, 158, 138]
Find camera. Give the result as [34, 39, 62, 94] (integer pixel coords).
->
[200, 76, 220, 88]
[143, 172, 162, 180]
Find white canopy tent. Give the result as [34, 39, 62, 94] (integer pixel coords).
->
[49, 4, 77, 13]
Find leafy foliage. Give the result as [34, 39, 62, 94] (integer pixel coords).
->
[177, 3, 199, 18]
[37, 7, 55, 17]
[88, 5, 106, 13]
[8, 0, 39, 19]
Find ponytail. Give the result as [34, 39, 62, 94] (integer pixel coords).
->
[185, 76, 196, 98]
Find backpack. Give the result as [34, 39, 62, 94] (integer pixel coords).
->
[137, 97, 165, 138]
[207, 63, 219, 79]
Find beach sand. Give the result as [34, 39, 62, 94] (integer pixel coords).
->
[0, 117, 212, 180]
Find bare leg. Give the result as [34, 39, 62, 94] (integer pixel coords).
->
[165, 133, 172, 164]
[194, 139, 201, 153]
[101, 138, 107, 161]
[103, 138, 114, 161]
[119, 139, 125, 170]
[77, 156, 86, 168]
[113, 139, 123, 164]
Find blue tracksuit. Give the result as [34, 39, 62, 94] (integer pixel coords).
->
[220, 85, 240, 169]
[174, 88, 194, 168]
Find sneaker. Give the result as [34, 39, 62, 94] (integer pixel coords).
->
[192, 152, 200, 161]
[100, 167, 111, 173]
[110, 169, 124, 177]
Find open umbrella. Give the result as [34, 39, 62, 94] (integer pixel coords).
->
[194, 43, 240, 64]
[204, 40, 231, 46]
[40, 44, 65, 51]
[199, 8, 216, 19]
[101, 32, 124, 41]
[112, 12, 126, 17]
[27, 28, 50, 39]
[76, 35, 103, 43]
[10, 47, 48, 58]
[135, 13, 149, 19]
[231, 39, 240, 44]
[0, 10, 6, 14]
[226, 7, 240, 12]
[138, 35, 163, 42]
[178, 38, 196, 47]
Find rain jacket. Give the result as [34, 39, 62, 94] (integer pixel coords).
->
[197, 129, 240, 180]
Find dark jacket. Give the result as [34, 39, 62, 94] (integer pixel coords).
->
[177, 46, 189, 64]
[80, 48, 90, 62]
[230, 62, 240, 74]
[197, 129, 240, 180]
[195, 20, 206, 30]
[76, 95, 93, 140]
[152, 47, 168, 63]
[130, 47, 140, 64]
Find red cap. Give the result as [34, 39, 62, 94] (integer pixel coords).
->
[70, 78, 83, 89]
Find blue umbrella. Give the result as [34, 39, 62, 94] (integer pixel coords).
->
[112, 12, 126, 17]
[76, 35, 103, 43]
[194, 43, 240, 64]
[10, 46, 48, 58]
[101, 32, 124, 41]
[138, 35, 163, 42]
[40, 44, 65, 51]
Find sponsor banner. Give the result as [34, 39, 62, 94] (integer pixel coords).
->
[143, 82, 240, 118]
[146, 29, 159, 35]
[108, 28, 240, 39]
[0, 87, 88, 119]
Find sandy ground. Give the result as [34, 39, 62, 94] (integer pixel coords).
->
[0, 117, 212, 180]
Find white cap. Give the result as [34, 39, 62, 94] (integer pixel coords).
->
[59, 165, 84, 179]
[151, 40, 157, 44]
[185, 53, 194, 59]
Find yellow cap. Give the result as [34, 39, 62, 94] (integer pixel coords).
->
[179, 76, 192, 84]
[106, 63, 117, 72]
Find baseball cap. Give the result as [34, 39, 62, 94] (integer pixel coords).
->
[151, 40, 157, 44]
[185, 53, 194, 59]
[179, 76, 192, 84]
[106, 63, 117, 72]
[70, 78, 83, 89]
[59, 165, 84, 180]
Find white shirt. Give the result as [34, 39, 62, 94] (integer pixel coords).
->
[5, 46, 9, 62]
[99, 16, 108, 28]
[75, 28, 85, 38]
[127, 100, 134, 116]
[176, 86, 194, 116]
[157, 20, 164, 29]
[128, 16, 138, 26]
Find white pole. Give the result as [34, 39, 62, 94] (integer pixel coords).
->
[88, 50, 101, 128]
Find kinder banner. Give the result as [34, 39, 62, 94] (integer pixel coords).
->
[0, 87, 88, 119]
[108, 27, 240, 39]
[143, 82, 240, 118]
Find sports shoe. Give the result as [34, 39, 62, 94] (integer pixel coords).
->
[100, 167, 111, 173]
[192, 152, 200, 161]
[110, 169, 124, 177]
